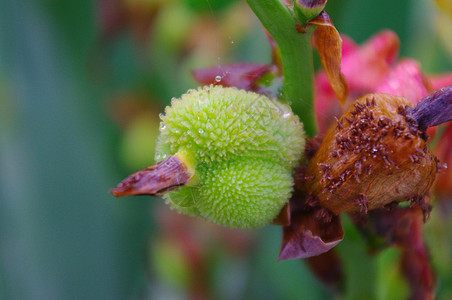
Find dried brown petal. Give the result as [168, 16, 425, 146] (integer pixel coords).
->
[303, 94, 438, 214]
[110, 155, 194, 197]
[279, 193, 344, 260]
[311, 11, 348, 104]
[278, 208, 343, 260]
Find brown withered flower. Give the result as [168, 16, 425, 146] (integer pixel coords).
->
[302, 91, 449, 215]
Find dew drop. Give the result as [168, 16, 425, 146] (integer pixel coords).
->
[155, 153, 161, 160]
[198, 128, 204, 134]
[160, 123, 166, 130]
[215, 76, 222, 82]
[159, 113, 164, 119]
[283, 112, 291, 118]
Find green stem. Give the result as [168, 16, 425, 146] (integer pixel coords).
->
[246, 0, 317, 136]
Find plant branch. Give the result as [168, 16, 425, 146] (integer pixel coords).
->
[246, 0, 317, 136]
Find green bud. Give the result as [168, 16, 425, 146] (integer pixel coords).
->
[294, 0, 327, 23]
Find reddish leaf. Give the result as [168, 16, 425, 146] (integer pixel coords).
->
[311, 11, 348, 104]
[279, 193, 344, 260]
[192, 63, 272, 91]
[305, 249, 344, 293]
[400, 218, 436, 300]
[353, 206, 436, 299]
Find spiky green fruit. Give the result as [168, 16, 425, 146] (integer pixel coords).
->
[156, 85, 305, 228]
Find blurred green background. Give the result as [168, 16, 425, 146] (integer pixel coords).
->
[0, 0, 451, 299]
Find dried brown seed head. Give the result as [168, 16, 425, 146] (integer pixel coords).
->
[303, 93, 437, 214]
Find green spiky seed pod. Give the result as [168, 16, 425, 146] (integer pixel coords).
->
[153, 85, 305, 228]
[156, 86, 304, 167]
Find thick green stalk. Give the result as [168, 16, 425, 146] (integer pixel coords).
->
[246, 0, 317, 136]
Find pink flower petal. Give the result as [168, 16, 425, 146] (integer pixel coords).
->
[342, 30, 400, 91]
[428, 73, 452, 90]
[314, 30, 400, 132]
[375, 59, 430, 104]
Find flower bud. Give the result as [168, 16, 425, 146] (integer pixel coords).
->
[303, 93, 438, 214]
[294, 0, 328, 22]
